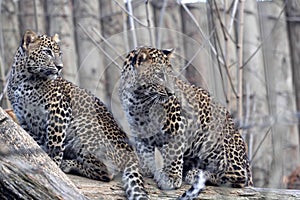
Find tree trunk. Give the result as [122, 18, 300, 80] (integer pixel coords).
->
[151, 0, 185, 72]
[18, 0, 46, 33]
[258, 0, 300, 188]
[46, 0, 78, 84]
[0, 108, 87, 200]
[242, 0, 270, 187]
[181, 2, 210, 90]
[99, 0, 129, 131]
[0, 0, 20, 108]
[73, 0, 106, 100]
[286, 0, 300, 143]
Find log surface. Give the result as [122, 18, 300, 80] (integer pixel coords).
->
[0, 108, 87, 200]
[69, 174, 300, 200]
[2, 107, 300, 200]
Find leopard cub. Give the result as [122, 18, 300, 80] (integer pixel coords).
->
[7, 30, 149, 200]
[119, 47, 253, 199]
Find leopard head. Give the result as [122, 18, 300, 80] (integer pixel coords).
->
[19, 30, 63, 80]
[121, 47, 175, 102]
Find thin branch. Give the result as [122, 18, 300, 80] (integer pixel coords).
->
[156, 0, 168, 48]
[228, 0, 239, 34]
[180, 2, 225, 66]
[237, 0, 245, 135]
[241, 4, 285, 69]
[126, 0, 137, 48]
[145, 0, 153, 46]
[113, 0, 147, 27]
[33, 0, 38, 32]
[77, 23, 121, 70]
[250, 127, 272, 163]
[91, 27, 123, 59]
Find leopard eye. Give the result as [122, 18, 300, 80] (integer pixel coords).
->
[43, 49, 53, 56]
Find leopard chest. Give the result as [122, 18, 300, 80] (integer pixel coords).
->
[12, 81, 53, 142]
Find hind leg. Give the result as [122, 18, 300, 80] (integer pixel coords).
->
[60, 157, 113, 182]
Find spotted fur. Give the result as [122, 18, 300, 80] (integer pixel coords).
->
[119, 47, 253, 199]
[7, 30, 149, 200]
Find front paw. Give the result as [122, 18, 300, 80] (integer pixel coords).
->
[154, 170, 182, 190]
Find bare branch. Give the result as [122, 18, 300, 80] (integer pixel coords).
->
[113, 0, 147, 27]
[237, 0, 245, 135]
[180, 2, 225, 66]
[145, 0, 153, 46]
[156, 0, 168, 47]
[77, 23, 121, 70]
[228, 0, 239, 34]
[91, 27, 123, 59]
[126, 0, 137, 48]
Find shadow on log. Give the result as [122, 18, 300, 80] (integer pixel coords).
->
[1, 107, 300, 200]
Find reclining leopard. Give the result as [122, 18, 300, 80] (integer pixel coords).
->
[119, 47, 253, 199]
[7, 30, 149, 200]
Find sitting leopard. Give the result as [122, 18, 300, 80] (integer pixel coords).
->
[7, 30, 149, 200]
[119, 47, 253, 199]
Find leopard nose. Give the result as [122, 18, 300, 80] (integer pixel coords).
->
[56, 64, 63, 71]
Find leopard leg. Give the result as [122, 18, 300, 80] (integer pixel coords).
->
[122, 159, 150, 200]
[46, 100, 72, 166]
[61, 156, 113, 182]
[153, 95, 186, 190]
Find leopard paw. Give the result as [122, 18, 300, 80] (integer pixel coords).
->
[154, 170, 182, 190]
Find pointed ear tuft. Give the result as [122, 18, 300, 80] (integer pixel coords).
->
[162, 48, 174, 58]
[52, 33, 60, 43]
[22, 30, 38, 51]
[154, 147, 164, 171]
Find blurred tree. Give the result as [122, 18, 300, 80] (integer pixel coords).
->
[46, 0, 78, 84]
[19, 0, 46, 33]
[259, 0, 299, 188]
[74, 0, 106, 100]
[243, 0, 270, 187]
[286, 0, 300, 138]
[181, 2, 210, 90]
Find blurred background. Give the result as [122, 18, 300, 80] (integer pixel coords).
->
[0, 0, 300, 190]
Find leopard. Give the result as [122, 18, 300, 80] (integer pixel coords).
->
[119, 47, 253, 199]
[7, 30, 149, 200]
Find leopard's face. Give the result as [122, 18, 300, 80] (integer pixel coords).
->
[20, 30, 63, 80]
[121, 47, 175, 104]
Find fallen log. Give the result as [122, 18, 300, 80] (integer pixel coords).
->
[2, 107, 300, 200]
[69, 173, 300, 200]
[0, 107, 87, 200]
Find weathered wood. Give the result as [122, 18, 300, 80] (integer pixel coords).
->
[2, 107, 300, 200]
[258, 0, 300, 188]
[0, 108, 87, 200]
[69, 173, 300, 200]
[286, 0, 300, 140]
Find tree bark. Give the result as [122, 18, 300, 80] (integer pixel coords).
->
[286, 0, 300, 143]
[242, 0, 270, 187]
[99, 0, 129, 131]
[0, 0, 20, 108]
[181, 2, 210, 90]
[151, 0, 185, 73]
[18, 0, 46, 33]
[258, 0, 299, 188]
[70, 173, 300, 200]
[46, 0, 78, 84]
[74, 0, 106, 100]
[0, 108, 87, 200]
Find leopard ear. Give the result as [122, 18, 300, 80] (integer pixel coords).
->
[162, 48, 174, 58]
[22, 30, 38, 51]
[52, 33, 60, 43]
